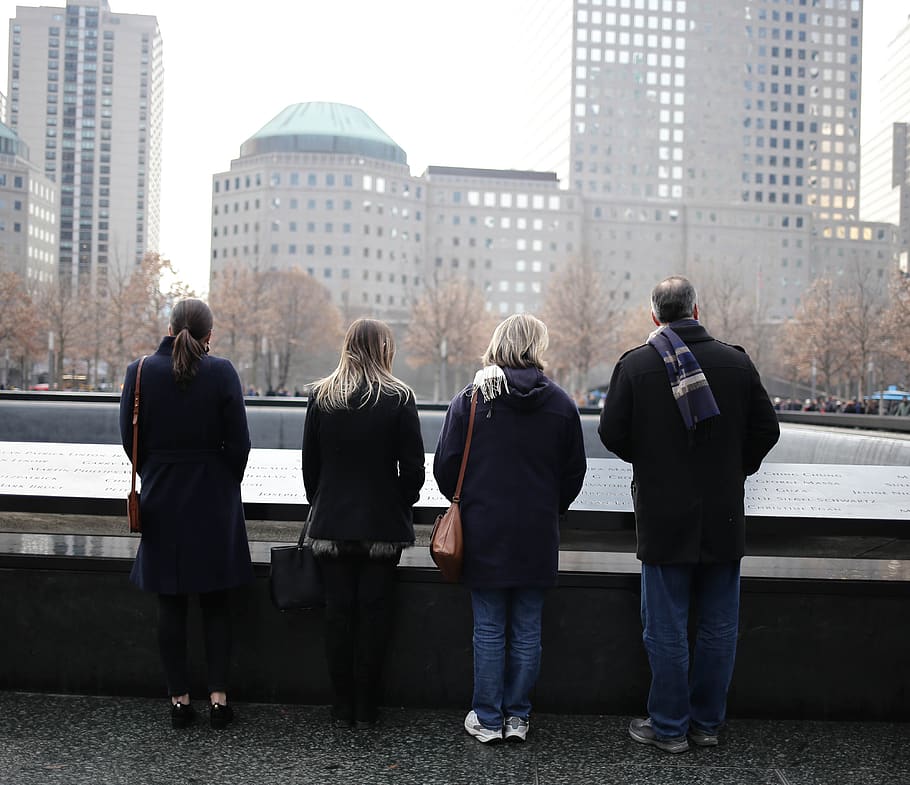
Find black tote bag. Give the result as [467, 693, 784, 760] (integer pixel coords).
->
[269, 509, 325, 611]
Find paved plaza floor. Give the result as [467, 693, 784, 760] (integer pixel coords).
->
[0, 692, 907, 785]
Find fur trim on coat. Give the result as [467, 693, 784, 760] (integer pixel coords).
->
[308, 538, 407, 560]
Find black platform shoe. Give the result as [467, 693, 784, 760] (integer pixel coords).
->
[171, 701, 196, 729]
[210, 702, 234, 730]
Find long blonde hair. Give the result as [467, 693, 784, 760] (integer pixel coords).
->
[313, 319, 413, 410]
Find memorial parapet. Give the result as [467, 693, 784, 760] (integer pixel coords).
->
[1, 441, 908, 536]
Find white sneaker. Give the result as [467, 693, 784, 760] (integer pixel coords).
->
[464, 710, 502, 743]
[504, 715, 529, 742]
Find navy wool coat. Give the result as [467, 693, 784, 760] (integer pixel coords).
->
[302, 389, 425, 544]
[433, 367, 587, 589]
[120, 337, 253, 594]
[598, 321, 780, 565]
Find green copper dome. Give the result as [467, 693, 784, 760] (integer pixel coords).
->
[240, 102, 407, 165]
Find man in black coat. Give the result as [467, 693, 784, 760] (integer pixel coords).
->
[599, 275, 779, 753]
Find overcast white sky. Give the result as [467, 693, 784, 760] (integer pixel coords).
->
[0, 0, 906, 293]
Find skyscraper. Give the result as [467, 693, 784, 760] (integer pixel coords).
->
[569, 0, 862, 218]
[7, 0, 162, 291]
[556, 0, 891, 323]
[860, 15, 910, 254]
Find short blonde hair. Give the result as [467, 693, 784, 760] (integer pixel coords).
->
[482, 313, 548, 370]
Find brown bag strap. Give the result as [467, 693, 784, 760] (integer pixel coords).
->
[452, 390, 478, 504]
[129, 356, 148, 494]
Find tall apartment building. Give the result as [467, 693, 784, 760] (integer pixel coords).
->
[561, 0, 893, 320]
[569, 0, 862, 215]
[860, 15, 910, 255]
[0, 121, 57, 284]
[8, 0, 162, 291]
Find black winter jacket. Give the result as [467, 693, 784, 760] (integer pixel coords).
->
[598, 322, 780, 564]
[302, 389, 425, 547]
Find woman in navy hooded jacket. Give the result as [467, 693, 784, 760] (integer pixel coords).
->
[120, 298, 252, 730]
[433, 313, 586, 743]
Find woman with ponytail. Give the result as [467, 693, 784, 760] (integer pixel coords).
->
[120, 297, 252, 730]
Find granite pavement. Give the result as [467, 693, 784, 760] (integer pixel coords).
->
[0, 692, 907, 785]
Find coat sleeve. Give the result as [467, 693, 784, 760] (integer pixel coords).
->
[220, 361, 251, 483]
[397, 392, 426, 506]
[432, 394, 467, 502]
[301, 396, 320, 504]
[598, 360, 635, 462]
[119, 361, 138, 462]
[742, 361, 780, 476]
[559, 405, 587, 514]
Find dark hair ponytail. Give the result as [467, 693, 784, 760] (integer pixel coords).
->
[170, 298, 213, 386]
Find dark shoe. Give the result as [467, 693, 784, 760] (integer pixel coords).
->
[331, 704, 354, 728]
[171, 701, 196, 729]
[628, 717, 689, 753]
[210, 702, 234, 730]
[354, 700, 378, 730]
[688, 725, 719, 747]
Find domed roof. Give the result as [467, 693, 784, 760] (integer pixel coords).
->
[240, 102, 407, 165]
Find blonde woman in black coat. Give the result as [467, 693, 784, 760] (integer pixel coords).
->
[120, 298, 252, 730]
[302, 319, 425, 728]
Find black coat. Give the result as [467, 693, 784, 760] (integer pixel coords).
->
[434, 367, 587, 589]
[120, 337, 253, 594]
[598, 322, 780, 564]
[302, 389, 425, 544]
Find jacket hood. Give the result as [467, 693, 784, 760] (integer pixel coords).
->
[499, 367, 557, 411]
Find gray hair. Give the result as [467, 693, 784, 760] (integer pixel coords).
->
[482, 313, 548, 370]
[651, 275, 697, 324]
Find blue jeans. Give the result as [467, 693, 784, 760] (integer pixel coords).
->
[641, 561, 741, 739]
[470, 587, 546, 730]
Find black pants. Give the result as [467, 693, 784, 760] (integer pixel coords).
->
[318, 553, 399, 723]
[157, 591, 231, 697]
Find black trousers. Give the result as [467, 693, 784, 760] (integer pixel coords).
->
[318, 553, 399, 722]
[157, 591, 231, 697]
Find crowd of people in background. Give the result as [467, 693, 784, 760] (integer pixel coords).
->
[772, 396, 910, 416]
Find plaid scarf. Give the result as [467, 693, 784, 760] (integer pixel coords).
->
[647, 322, 720, 431]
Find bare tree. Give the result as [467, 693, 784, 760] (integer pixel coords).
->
[405, 273, 495, 401]
[259, 268, 342, 392]
[777, 277, 847, 398]
[839, 264, 888, 404]
[123, 252, 197, 359]
[0, 271, 42, 387]
[101, 257, 142, 391]
[37, 278, 84, 388]
[696, 262, 778, 370]
[209, 264, 255, 364]
[882, 270, 910, 386]
[541, 256, 623, 395]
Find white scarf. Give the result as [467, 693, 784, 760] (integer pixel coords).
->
[471, 365, 509, 402]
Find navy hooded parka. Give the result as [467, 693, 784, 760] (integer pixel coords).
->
[433, 367, 587, 589]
